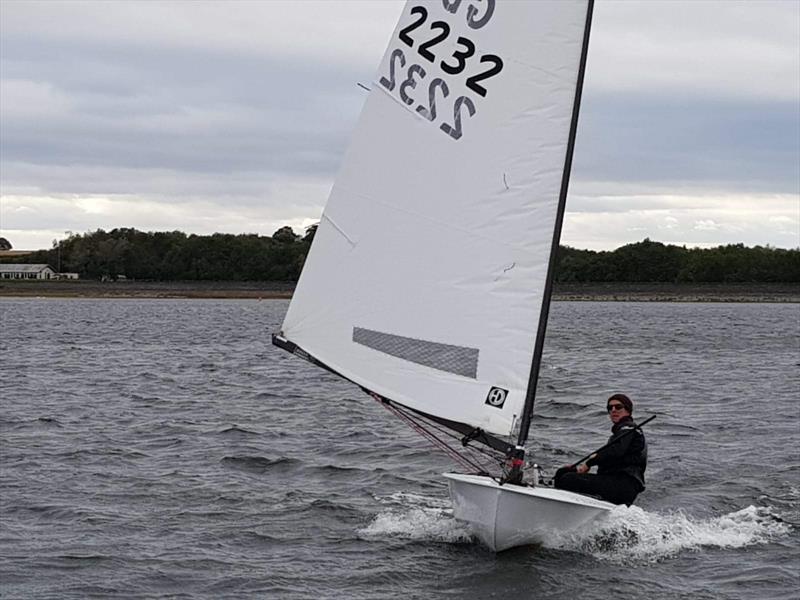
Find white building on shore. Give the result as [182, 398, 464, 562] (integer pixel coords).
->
[0, 264, 59, 280]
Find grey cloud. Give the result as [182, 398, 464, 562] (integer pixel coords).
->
[0, 162, 326, 205]
[590, 0, 799, 101]
[1, 35, 367, 178]
[3, 2, 797, 191]
[573, 93, 800, 194]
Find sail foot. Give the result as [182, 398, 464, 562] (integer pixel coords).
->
[272, 333, 515, 462]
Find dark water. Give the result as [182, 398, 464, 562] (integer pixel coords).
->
[1, 298, 798, 599]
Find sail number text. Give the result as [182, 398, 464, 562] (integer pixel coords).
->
[379, 2, 503, 141]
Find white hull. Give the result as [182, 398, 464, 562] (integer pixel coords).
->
[444, 472, 614, 552]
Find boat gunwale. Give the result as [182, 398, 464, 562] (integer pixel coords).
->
[443, 472, 615, 511]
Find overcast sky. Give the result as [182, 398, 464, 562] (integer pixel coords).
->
[1, 0, 798, 251]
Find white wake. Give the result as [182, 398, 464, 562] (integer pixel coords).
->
[546, 504, 791, 562]
[359, 491, 792, 561]
[358, 492, 472, 545]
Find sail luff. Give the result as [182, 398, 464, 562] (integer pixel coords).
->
[515, 0, 595, 450]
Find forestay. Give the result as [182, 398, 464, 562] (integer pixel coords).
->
[279, 0, 591, 438]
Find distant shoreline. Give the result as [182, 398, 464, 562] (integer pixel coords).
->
[0, 280, 295, 300]
[1, 280, 798, 302]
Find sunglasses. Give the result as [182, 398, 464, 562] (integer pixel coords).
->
[607, 404, 626, 412]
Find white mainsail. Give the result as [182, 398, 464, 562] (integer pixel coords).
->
[279, 0, 591, 439]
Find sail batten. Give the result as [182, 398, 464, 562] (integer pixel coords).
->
[278, 0, 593, 440]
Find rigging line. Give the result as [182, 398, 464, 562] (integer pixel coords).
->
[389, 405, 482, 473]
[386, 402, 506, 485]
[433, 430, 498, 472]
[416, 417, 503, 470]
[393, 408, 480, 472]
[395, 406, 506, 466]
[402, 415, 504, 473]
[377, 399, 469, 467]
[389, 402, 482, 451]
[389, 402, 483, 454]
[386, 401, 503, 473]
[371, 395, 485, 473]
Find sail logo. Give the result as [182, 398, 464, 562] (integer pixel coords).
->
[485, 387, 508, 408]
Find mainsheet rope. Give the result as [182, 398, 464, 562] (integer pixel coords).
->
[396, 405, 505, 470]
[370, 393, 505, 474]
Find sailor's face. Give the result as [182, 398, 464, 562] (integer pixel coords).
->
[607, 401, 630, 423]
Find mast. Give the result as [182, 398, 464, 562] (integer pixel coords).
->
[514, 0, 595, 452]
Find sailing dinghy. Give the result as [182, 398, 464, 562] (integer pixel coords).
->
[273, 0, 611, 551]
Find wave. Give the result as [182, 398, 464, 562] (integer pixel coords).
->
[216, 425, 259, 436]
[546, 504, 792, 562]
[358, 491, 473, 545]
[220, 455, 300, 473]
[758, 483, 800, 525]
[358, 492, 791, 559]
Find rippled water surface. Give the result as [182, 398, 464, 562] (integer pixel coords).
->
[1, 298, 798, 599]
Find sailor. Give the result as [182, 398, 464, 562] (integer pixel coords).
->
[553, 393, 647, 506]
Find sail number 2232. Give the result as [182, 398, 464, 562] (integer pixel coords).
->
[379, 2, 503, 141]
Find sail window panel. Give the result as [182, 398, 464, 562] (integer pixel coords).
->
[353, 327, 479, 379]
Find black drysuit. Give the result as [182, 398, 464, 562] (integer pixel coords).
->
[554, 416, 647, 506]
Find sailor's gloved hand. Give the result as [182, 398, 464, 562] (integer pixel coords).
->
[554, 466, 576, 480]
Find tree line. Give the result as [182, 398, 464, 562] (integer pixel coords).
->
[4, 228, 798, 283]
[6, 227, 311, 281]
[556, 239, 799, 283]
